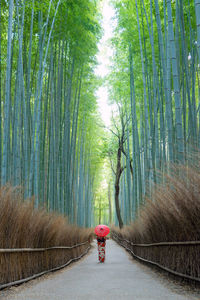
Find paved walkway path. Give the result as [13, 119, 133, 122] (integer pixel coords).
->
[1, 240, 199, 300]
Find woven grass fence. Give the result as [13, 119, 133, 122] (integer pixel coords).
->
[0, 242, 90, 289]
[111, 163, 200, 283]
[0, 186, 93, 289]
[112, 233, 200, 282]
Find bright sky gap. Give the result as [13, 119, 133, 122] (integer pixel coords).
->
[95, 1, 116, 127]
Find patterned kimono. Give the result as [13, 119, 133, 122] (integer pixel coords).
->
[97, 236, 106, 262]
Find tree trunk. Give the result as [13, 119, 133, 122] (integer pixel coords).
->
[115, 146, 124, 229]
[195, 0, 200, 65]
[2, 0, 14, 184]
[108, 181, 112, 225]
[0, 0, 2, 183]
[166, 0, 184, 162]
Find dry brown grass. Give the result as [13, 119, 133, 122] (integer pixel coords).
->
[0, 186, 93, 285]
[111, 162, 200, 280]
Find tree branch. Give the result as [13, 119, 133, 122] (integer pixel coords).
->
[108, 154, 116, 175]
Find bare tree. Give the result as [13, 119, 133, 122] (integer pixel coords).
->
[108, 107, 132, 229]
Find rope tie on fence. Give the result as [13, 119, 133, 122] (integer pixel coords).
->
[112, 233, 200, 283]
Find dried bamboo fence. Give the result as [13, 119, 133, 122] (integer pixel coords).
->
[112, 233, 200, 282]
[0, 241, 90, 290]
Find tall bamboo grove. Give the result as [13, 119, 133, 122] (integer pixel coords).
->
[0, 0, 102, 226]
[108, 0, 200, 226]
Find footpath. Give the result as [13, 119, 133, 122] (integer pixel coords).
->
[1, 240, 199, 300]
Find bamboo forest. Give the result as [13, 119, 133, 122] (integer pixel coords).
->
[0, 0, 200, 295]
[1, 0, 199, 225]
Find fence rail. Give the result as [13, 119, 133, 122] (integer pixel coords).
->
[0, 241, 89, 253]
[112, 234, 200, 247]
[112, 233, 200, 283]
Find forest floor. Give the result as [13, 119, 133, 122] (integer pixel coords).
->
[1, 240, 200, 300]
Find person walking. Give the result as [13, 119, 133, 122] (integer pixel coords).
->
[94, 225, 110, 263]
[97, 235, 106, 262]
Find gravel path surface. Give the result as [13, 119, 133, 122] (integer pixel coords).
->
[1, 240, 200, 300]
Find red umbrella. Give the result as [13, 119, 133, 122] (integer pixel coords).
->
[95, 224, 110, 237]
